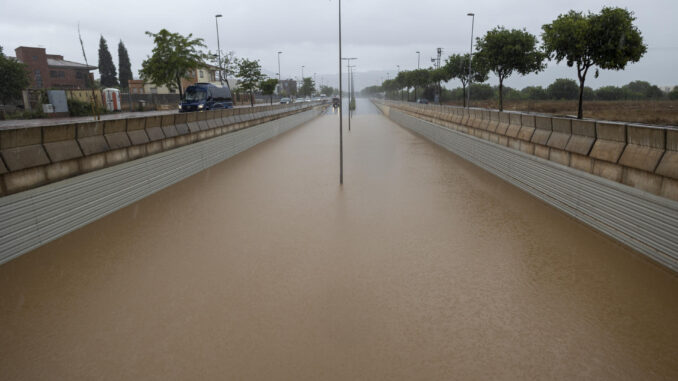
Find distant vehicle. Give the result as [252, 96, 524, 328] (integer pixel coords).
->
[320, 94, 327, 98]
[305, 97, 311, 102]
[332, 97, 340, 108]
[312, 97, 321, 101]
[179, 83, 233, 112]
[416, 98, 429, 104]
[280, 97, 291, 104]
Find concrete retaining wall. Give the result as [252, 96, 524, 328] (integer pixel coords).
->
[0, 103, 323, 196]
[0, 106, 326, 265]
[374, 100, 678, 272]
[378, 101, 678, 202]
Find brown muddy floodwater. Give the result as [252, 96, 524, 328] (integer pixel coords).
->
[1, 99, 677, 380]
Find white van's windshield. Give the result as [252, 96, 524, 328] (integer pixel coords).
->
[185, 87, 207, 102]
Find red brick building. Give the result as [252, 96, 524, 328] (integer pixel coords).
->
[14, 46, 97, 89]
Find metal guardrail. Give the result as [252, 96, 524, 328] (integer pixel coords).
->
[0, 107, 324, 265]
[384, 106, 678, 272]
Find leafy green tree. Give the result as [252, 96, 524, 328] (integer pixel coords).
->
[470, 83, 495, 100]
[441, 53, 489, 107]
[209, 50, 239, 86]
[260, 78, 279, 105]
[521, 86, 548, 100]
[595, 85, 626, 100]
[669, 86, 678, 100]
[140, 29, 207, 99]
[299, 77, 315, 97]
[320, 85, 336, 96]
[547, 78, 579, 100]
[118, 40, 132, 90]
[395, 71, 411, 101]
[475, 27, 546, 111]
[98, 36, 118, 87]
[622, 80, 664, 99]
[237, 58, 264, 107]
[0, 46, 31, 104]
[542, 8, 646, 118]
[381, 79, 400, 100]
[410, 69, 431, 100]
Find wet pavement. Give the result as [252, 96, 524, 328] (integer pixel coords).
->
[1, 99, 677, 380]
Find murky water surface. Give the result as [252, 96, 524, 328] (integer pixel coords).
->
[1, 99, 677, 380]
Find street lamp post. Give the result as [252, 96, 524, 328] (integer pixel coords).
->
[338, 0, 343, 185]
[415, 51, 421, 100]
[215, 14, 223, 86]
[342, 57, 357, 131]
[397, 64, 403, 101]
[277, 51, 282, 95]
[467, 12, 475, 108]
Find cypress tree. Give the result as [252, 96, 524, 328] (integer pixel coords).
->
[98, 36, 118, 87]
[118, 40, 133, 90]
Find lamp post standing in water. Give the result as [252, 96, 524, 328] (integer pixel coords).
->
[467, 12, 475, 108]
[342, 57, 357, 131]
[338, 0, 343, 185]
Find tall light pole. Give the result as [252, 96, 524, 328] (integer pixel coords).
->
[415, 51, 421, 101]
[467, 12, 475, 108]
[314, 73, 317, 95]
[277, 51, 282, 95]
[338, 0, 343, 185]
[342, 57, 357, 131]
[301, 65, 305, 80]
[215, 14, 224, 86]
[397, 64, 403, 101]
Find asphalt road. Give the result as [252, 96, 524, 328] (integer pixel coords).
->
[1, 99, 677, 380]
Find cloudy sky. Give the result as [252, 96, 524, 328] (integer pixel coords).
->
[2, 0, 677, 91]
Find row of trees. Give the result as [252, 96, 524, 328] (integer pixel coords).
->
[376, 7, 647, 119]
[138, 29, 339, 106]
[139, 29, 326, 106]
[368, 79, 676, 103]
[97, 36, 133, 89]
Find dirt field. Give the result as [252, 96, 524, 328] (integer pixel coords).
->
[444, 100, 678, 126]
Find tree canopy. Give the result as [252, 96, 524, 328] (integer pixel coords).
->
[475, 27, 546, 111]
[441, 53, 489, 107]
[98, 36, 118, 87]
[299, 77, 315, 97]
[542, 7, 646, 118]
[237, 58, 264, 106]
[260, 78, 278, 104]
[140, 29, 207, 98]
[0, 46, 30, 104]
[547, 78, 579, 100]
[118, 40, 132, 90]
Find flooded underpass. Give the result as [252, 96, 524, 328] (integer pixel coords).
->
[1, 99, 677, 380]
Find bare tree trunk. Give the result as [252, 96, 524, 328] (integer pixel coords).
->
[498, 78, 504, 111]
[250, 90, 254, 107]
[462, 84, 467, 107]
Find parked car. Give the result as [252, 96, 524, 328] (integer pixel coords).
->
[179, 83, 233, 112]
[416, 98, 429, 104]
[280, 97, 291, 104]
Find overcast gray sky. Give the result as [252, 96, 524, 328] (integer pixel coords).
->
[2, 0, 676, 91]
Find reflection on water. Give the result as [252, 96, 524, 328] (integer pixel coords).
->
[1, 99, 677, 380]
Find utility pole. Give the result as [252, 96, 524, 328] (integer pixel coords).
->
[467, 13, 475, 108]
[338, 0, 343, 185]
[277, 51, 282, 95]
[415, 51, 421, 101]
[342, 57, 357, 131]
